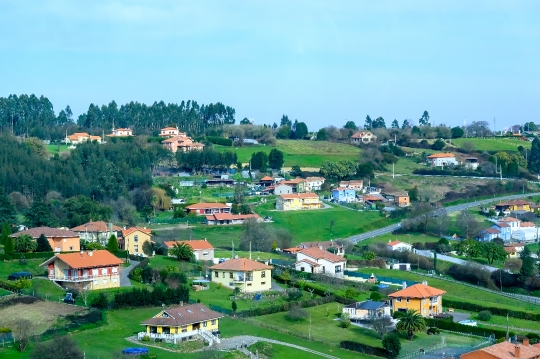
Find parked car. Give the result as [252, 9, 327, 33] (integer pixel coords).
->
[8, 271, 33, 280]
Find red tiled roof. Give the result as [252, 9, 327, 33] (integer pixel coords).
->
[295, 259, 320, 267]
[41, 250, 123, 269]
[141, 304, 223, 327]
[496, 199, 531, 206]
[504, 247, 516, 253]
[163, 240, 214, 250]
[161, 127, 178, 131]
[364, 195, 384, 201]
[299, 247, 345, 263]
[482, 228, 501, 234]
[464, 341, 540, 359]
[121, 227, 152, 237]
[521, 222, 535, 227]
[427, 153, 455, 159]
[387, 240, 409, 247]
[11, 227, 79, 239]
[185, 203, 231, 210]
[495, 222, 510, 228]
[281, 178, 306, 185]
[499, 217, 520, 222]
[209, 258, 272, 271]
[206, 213, 260, 221]
[388, 283, 446, 299]
[351, 131, 374, 138]
[283, 247, 303, 253]
[279, 193, 319, 199]
[260, 176, 273, 181]
[71, 221, 122, 232]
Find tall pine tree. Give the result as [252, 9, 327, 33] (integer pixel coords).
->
[107, 235, 119, 253]
[528, 137, 540, 173]
[4, 236, 14, 255]
[0, 221, 11, 245]
[36, 233, 53, 252]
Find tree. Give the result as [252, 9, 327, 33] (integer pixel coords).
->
[142, 241, 153, 256]
[483, 242, 507, 265]
[268, 148, 284, 170]
[344, 121, 357, 130]
[419, 111, 430, 126]
[14, 234, 37, 253]
[340, 312, 351, 328]
[13, 319, 34, 352]
[0, 221, 11, 245]
[391, 119, 399, 129]
[286, 305, 308, 321]
[280, 114, 291, 127]
[231, 300, 237, 313]
[431, 139, 445, 151]
[276, 125, 292, 139]
[240, 218, 274, 252]
[91, 292, 109, 309]
[370, 316, 393, 337]
[79, 287, 90, 306]
[451, 127, 464, 138]
[316, 128, 328, 141]
[294, 122, 308, 139]
[401, 120, 411, 129]
[363, 251, 376, 260]
[30, 335, 84, 359]
[372, 117, 386, 129]
[461, 141, 475, 153]
[396, 309, 426, 340]
[528, 137, 540, 173]
[36, 233, 53, 252]
[0, 194, 16, 226]
[169, 243, 194, 262]
[240, 118, 251, 125]
[456, 210, 482, 239]
[477, 310, 492, 321]
[454, 238, 484, 258]
[4, 235, 14, 255]
[25, 200, 55, 227]
[107, 235, 119, 253]
[382, 333, 401, 359]
[250, 151, 269, 171]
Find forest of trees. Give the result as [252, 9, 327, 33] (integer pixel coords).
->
[0, 94, 236, 140]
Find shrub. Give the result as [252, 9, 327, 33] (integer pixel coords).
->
[478, 310, 492, 321]
[340, 341, 388, 357]
[91, 293, 109, 310]
[286, 305, 308, 321]
[427, 327, 440, 335]
[206, 136, 233, 146]
[370, 291, 382, 301]
[340, 312, 351, 328]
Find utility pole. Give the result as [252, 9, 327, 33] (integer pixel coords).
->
[392, 163, 395, 179]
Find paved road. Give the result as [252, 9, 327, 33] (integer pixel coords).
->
[120, 260, 139, 287]
[415, 250, 500, 272]
[348, 192, 540, 244]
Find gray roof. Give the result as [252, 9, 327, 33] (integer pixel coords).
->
[345, 300, 387, 310]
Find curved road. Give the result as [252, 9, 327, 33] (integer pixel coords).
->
[348, 192, 540, 244]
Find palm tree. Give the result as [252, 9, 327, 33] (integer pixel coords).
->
[396, 310, 426, 340]
[169, 243, 194, 262]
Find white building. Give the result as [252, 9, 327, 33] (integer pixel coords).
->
[387, 240, 412, 252]
[427, 153, 458, 167]
[294, 247, 346, 276]
[351, 131, 377, 144]
[305, 177, 325, 192]
[342, 301, 391, 320]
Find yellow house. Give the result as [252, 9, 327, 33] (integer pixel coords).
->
[138, 304, 223, 345]
[388, 283, 446, 317]
[495, 200, 532, 213]
[120, 227, 153, 257]
[276, 193, 322, 211]
[209, 258, 273, 292]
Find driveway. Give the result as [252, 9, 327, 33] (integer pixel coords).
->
[271, 280, 285, 291]
[120, 260, 139, 287]
[445, 311, 470, 323]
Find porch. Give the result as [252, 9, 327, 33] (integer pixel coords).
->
[137, 329, 221, 345]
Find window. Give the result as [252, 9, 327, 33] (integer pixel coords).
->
[222, 272, 225, 278]
[181, 326, 187, 333]
[406, 298, 410, 303]
[229, 273, 233, 279]
[203, 251, 208, 256]
[134, 245, 139, 253]
[203, 321, 207, 327]
[261, 282, 266, 285]
[247, 283, 252, 286]
[396, 298, 402, 302]
[134, 235, 139, 242]
[112, 267, 118, 274]
[211, 320, 216, 325]
[300, 267, 305, 272]
[261, 271, 266, 278]
[214, 271, 218, 277]
[102, 268, 107, 275]
[92, 269, 98, 276]
[69, 246, 74, 251]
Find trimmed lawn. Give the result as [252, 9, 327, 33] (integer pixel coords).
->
[0, 259, 47, 279]
[191, 226, 244, 250]
[213, 250, 290, 261]
[451, 138, 531, 152]
[474, 313, 540, 333]
[0, 288, 11, 296]
[45, 143, 71, 155]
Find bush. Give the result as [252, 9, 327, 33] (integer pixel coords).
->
[370, 291, 382, 301]
[427, 327, 440, 335]
[340, 341, 388, 357]
[478, 310, 492, 321]
[112, 286, 189, 308]
[91, 292, 109, 310]
[444, 298, 540, 322]
[286, 306, 308, 321]
[206, 136, 233, 147]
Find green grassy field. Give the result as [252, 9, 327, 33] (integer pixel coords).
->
[215, 139, 361, 168]
[0, 259, 47, 279]
[451, 137, 531, 152]
[45, 143, 71, 155]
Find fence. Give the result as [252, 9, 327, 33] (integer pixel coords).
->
[343, 271, 418, 287]
[149, 217, 206, 225]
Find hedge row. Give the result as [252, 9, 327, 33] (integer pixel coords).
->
[207, 136, 233, 146]
[114, 250, 129, 259]
[273, 274, 356, 306]
[426, 318, 509, 339]
[112, 286, 189, 309]
[0, 252, 55, 260]
[444, 299, 540, 322]
[128, 257, 150, 280]
[340, 341, 388, 358]
[236, 295, 338, 317]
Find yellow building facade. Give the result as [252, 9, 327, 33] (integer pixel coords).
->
[388, 283, 445, 317]
[121, 227, 153, 257]
[209, 258, 273, 292]
[276, 193, 322, 211]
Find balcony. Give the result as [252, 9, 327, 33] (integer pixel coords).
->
[137, 329, 220, 345]
[233, 276, 252, 282]
[47, 274, 116, 282]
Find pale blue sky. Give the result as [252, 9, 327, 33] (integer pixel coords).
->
[0, 1, 539, 130]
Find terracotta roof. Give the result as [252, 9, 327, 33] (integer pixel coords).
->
[521, 222, 535, 227]
[495, 222, 510, 228]
[206, 213, 260, 221]
[260, 176, 273, 181]
[186, 203, 231, 210]
[209, 258, 272, 271]
[11, 227, 79, 239]
[499, 217, 520, 222]
[299, 247, 345, 263]
[340, 180, 363, 186]
[281, 178, 306, 185]
[300, 241, 343, 249]
[505, 243, 525, 247]
[351, 131, 374, 138]
[388, 283, 445, 299]
[121, 227, 152, 237]
[333, 187, 352, 191]
[163, 240, 214, 250]
[482, 228, 501, 234]
[387, 240, 410, 247]
[427, 153, 455, 159]
[295, 259, 320, 267]
[115, 128, 131, 131]
[465, 341, 540, 359]
[496, 199, 531, 206]
[305, 177, 325, 182]
[141, 304, 223, 327]
[161, 127, 178, 131]
[71, 221, 122, 232]
[504, 247, 516, 253]
[364, 195, 384, 201]
[283, 247, 303, 253]
[279, 193, 319, 199]
[40, 250, 123, 269]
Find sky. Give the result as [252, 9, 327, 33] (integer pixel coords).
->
[0, 1, 539, 131]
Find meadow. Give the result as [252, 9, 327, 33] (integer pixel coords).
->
[45, 143, 71, 155]
[450, 137, 531, 152]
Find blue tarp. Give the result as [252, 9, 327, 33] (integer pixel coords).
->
[122, 348, 149, 355]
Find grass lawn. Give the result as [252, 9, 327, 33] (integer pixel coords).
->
[45, 143, 71, 155]
[355, 269, 539, 313]
[0, 259, 47, 279]
[474, 313, 540, 334]
[213, 250, 290, 261]
[214, 139, 361, 168]
[255, 201, 399, 244]
[0, 288, 11, 296]
[450, 138, 531, 152]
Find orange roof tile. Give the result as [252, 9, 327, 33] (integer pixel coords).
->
[41, 250, 123, 269]
[161, 127, 178, 131]
[206, 213, 259, 221]
[71, 221, 122, 232]
[295, 258, 320, 267]
[499, 217, 520, 222]
[121, 227, 152, 237]
[465, 341, 540, 359]
[299, 247, 345, 263]
[163, 240, 214, 250]
[427, 153, 455, 159]
[521, 222, 535, 227]
[209, 258, 272, 271]
[185, 202, 231, 210]
[387, 240, 409, 247]
[283, 247, 303, 253]
[260, 176, 273, 181]
[388, 283, 446, 299]
[351, 131, 374, 138]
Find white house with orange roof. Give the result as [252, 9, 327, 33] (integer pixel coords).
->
[351, 131, 377, 144]
[305, 177, 325, 191]
[387, 240, 413, 252]
[276, 193, 322, 211]
[40, 250, 124, 290]
[209, 258, 273, 292]
[185, 203, 231, 215]
[295, 247, 346, 276]
[107, 127, 133, 137]
[427, 153, 458, 167]
[161, 132, 204, 153]
[159, 127, 180, 138]
[163, 240, 214, 261]
[120, 227, 153, 257]
[205, 213, 261, 226]
[65, 132, 102, 144]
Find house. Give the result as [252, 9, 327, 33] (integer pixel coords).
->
[489, 222, 511, 241]
[342, 301, 391, 320]
[495, 200, 532, 213]
[205, 179, 235, 187]
[512, 221, 538, 242]
[461, 339, 540, 359]
[274, 184, 294, 195]
[276, 193, 323, 211]
[209, 258, 273, 292]
[279, 178, 306, 193]
[305, 177, 325, 191]
[40, 250, 123, 290]
[107, 127, 133, 137]
[363, 193, 385, 206]
[120, 227, 153, 257]
[298, 240, 345, 256]
[388, 282, 445, 317]
[10, 227, 80, 252]
[498, 216, 521, 229]
[65, 132, 102, 144]
[464, 157, 479, 170]
[258, 176, 274, 188]
[387, 240, 412, 252]
[332, 187, 356, 203]
[159, 127, 180, 138]
[504, 246, 518, 258]
[383, 192, 410, 207]
[70, 221, 122, 246]
[339, 180, 364, 191]
[505, 242, 525, 253]
[295, 247, 346, 276]
[478, 228, 501, 242]
[161, 133, 204, 153]
[138, 304, 223, 345]
[163, 240, 214, 261]
[205, 213, 261, 225]
[185, 203, 231, 215]
[427, 153, 458, 167]
[351, 131, 377, 144]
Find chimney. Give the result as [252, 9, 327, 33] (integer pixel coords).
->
[88, 251, 93, 257]
[80, 250, 84, 257]
[422, 280, 428, 286]
[523, 339, 530, 346]
[402, 281, 407, 289]
[515, 345, 521, 359]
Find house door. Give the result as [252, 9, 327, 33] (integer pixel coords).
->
[193, 323, 200, 330]
[64, 269, 69, 278]
[322, 266, 325, 274]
